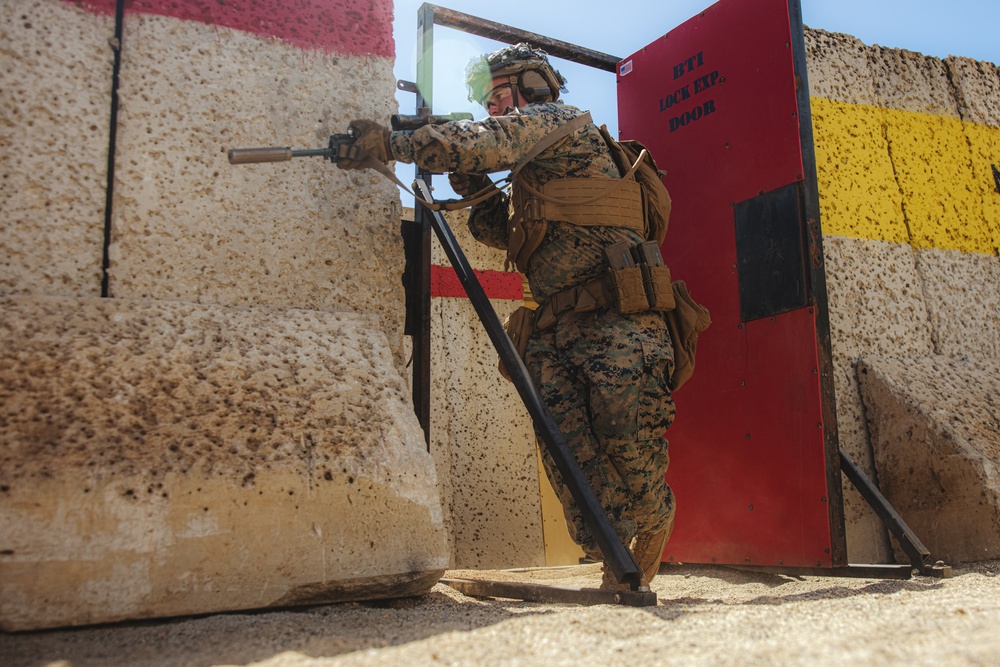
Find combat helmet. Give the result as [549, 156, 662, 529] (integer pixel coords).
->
[465, 42, 568, 107]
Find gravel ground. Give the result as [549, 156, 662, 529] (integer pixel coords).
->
[2, 560, 999, 667]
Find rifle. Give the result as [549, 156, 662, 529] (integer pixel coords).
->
[227, 111, 473, 165]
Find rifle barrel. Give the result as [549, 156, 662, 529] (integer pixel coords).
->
[291, 148, 335, 159]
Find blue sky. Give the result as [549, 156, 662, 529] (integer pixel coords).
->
[389, 0, 998, 198]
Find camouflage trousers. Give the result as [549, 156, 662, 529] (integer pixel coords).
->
[525, 305, 676, 561]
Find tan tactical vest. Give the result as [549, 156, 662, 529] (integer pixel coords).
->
[506, 176, 646, 273]
[501, 114, 671, 273]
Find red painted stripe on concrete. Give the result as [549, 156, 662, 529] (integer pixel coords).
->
[67, 0, 394, 57]
[430, 265, 524, 300]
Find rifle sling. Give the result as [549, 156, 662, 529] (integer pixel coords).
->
[370, 112, 593, 212]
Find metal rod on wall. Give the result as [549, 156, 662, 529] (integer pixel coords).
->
[101, 0, 126, 297]
[410, 3, 436, 448]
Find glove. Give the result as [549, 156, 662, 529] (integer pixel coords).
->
[337, 119, 392, 171]
[448, 172, 494, 197]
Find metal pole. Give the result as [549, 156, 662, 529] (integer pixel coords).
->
[421, 3, 621, 72]
[787, 0, 849, 567]
[101, 0, 126, 297]
[410, 3, 435, 448]
[839, 448, 931, 573]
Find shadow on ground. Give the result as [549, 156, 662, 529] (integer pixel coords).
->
[2, 560, 995, 667]
[0, 588, 554, 667]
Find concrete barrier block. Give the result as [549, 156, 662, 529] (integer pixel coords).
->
[962, 122, 1000, 253]
[0, 0, 113, 296]
[411, 207, 544, 569]
[946, 57, 1000, 253]
[109, 14, 405, 361]
[915, 248, 1000, 357]
[868, 45, 959, 117]
[946, 56, 1000, 128]
[0, 295, 447, 631]
[810, 97, 908, 244]
[830, 361, 890, 563]
[431, 296, 544, 569]
[821, 236, 934, 561]
[427, 207, 511, 271]
[822, 236, 934, 357]
[858, 355, 1000, 564]
[885, 113, 991, 255]
[804, 28, 877, 106]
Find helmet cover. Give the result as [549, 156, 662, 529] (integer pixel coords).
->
[465, 42, 568, 104]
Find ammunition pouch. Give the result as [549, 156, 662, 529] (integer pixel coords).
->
[534, 240, 673, 329]
[604, 239, 673, 315]
[607, 266, 649, 314]
[641, 264, 675, 311]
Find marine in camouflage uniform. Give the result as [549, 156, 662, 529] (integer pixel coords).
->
[343, 44, 676, 587]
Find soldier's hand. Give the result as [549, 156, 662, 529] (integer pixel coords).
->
[338, 120, 392, 170]
[448, 172, 494, 196]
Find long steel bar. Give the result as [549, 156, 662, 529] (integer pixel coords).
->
[441, 578, 656, 607]
[413, 178, 643, 591]
[839, 448, 951, 577]
[421, 3, 621, 72]
[732, 564, 913, 580]
[410, 3, 435, 448]
[787, 0, 849, 567]
[101, 0, 126, 297]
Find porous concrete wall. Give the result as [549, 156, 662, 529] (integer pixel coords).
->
[405, 207, 546, 569]
[108, 9, 405, 365]
[0, 295, 447, 631]
[2, 0, 406, 359]
[0, 0, 113, 295]
[0, 0, 451, 631]
[857, 356, 1000, 563]
[805, 28, 1000, 563]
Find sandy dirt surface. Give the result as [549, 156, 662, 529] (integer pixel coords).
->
[2, 560, 999, 666]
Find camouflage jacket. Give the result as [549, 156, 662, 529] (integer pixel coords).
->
[390, 102, 645, 302]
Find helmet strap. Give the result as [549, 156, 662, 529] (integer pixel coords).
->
[508, 74, 521, 109]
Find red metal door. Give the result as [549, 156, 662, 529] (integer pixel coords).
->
[618, 0, 845, 568]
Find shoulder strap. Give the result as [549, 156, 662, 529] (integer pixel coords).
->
[509, 111, 592, 176]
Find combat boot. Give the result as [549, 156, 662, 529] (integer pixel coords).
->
[631, 527, 671, 584]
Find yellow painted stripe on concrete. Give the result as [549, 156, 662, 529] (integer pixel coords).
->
[811, 98, 909, 245]
[965, 122, 1000, 252]
[811, 96, 1000, 255]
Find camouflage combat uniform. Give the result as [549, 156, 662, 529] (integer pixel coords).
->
[391, 102, 676, 560]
